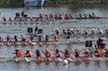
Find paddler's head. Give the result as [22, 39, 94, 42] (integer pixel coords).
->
[27, 49, 30, 52]
[36, 49, 40, 53]
[55, 48, 59, 52]
[16, 48, 20, 51]
[45, 48, 49, 52]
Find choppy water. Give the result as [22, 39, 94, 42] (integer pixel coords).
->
[0, 7, 108, 71]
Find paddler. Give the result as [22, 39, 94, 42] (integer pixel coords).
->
[24, 49, 32, 62]
[13, 48, 22, 61]
[79, 13, 82, 18]
[20, 35, 27, 45]
[3, 17, 6, 22]
[92, 12, 96, 18]
[54, 48, 63, 62]
[35, 49, 42, 58]
[0, 36, 3, 46]
[49, 13, 53, 21]
[24, 49, 32, 57]
[89, 13, 92, 18]
[45, 34, 49, 42]
[29, 35, 33, 41]
[39, 13, 43, 20]
[34, 26, 39, 34]
[97, 37, 103, 48]
[14, 35, 18, 42]
[64, 49, 72, 62]
[94, 48, 101, 57]
[54, 48, 61, 58]
[106, 27, 108, 34]
[66, 29, 72, 41]
[83, 49, 90, 60]
[20, 35, 26, 42]
[74, 49, 80, 58]
[64, 49, 71, 58]
[35, 49, 43, 62]
[42, 48, 51, 61]
[84, 14, 87, 18]
[104, 49, 108, 57]
[6, 35, 11, 42]
[0, 36, 3, 42]
[55, 28, 59, 35]
[9, 17, 12, 22]
[53, 34, 59, 42]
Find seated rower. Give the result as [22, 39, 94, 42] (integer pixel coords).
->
[13, 48, 22, 61]
[9, 17, 12, 22]
[27, 35, 36, 45]
[0, 36, 3, 42]
[21, 35, 26, 42]
[94, 48, 101, 57]
[90, 29, 95, 35]
[66, 29, 72, 41]
[104, 49, 108, 57]
[20, 35, 27, 45]
[54, 48, 62, 62]
[6, 35, 11, 42]
[83, 29, 88, 35]
[97, 37, 103, 48]
[42, 48, 51, 61]
[45, 34, 49, 42]
[14, 35, 18, 42]
[35, 49, 43, 62]
[74, 49, 80, 58]
[55, 28, 59, 35]
[37, 35, 43, 46]
[83, 49, 90, 60]
[29, 35, 33, 41]
[106, 27, 108, 34]
[5, 35, 11, 46]
[53, 34, 59, 42]
[24, 49, 32, 57]
[64, 49, 71, 58]
[24, 49, 32, 62]
[64, 49, 72, 61]
[3, 17, 6, 22]
[0, 36, 3, 45]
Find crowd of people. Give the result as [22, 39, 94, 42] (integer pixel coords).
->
[12, 46, 108, 63]
[1, 13, 73, 23]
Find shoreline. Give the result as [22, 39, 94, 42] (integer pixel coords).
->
[0, 1, 108, 8]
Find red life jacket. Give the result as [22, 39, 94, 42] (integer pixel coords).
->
[84, 51, 90, 57]
[16, 50, 22, 57]
[95, 50, 101, 57]
[56, 52, 60, 57]
[25, 51, 31, 57]
[75, 51, 80, 58]
[65, 51, 71, 58]
[45, 51, 51, 58]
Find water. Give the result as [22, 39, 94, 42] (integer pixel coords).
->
[0, 7, 108, 71]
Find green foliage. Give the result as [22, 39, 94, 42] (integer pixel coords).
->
[0, 0, 24, 7]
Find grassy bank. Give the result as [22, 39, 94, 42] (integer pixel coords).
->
[0, 0, 24, 8]
[69, 2, 108, 9]
[0, 0, 108, 8]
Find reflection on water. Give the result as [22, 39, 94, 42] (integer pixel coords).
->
[0, 61, 108, 71]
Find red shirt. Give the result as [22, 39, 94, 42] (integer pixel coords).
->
[56, 52, 60, 57]
[45, 51, 51, 58]
[65, 51, 71, 58]
[16, 50, 22, 57]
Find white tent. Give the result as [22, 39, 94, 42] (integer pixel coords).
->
[24, 0, 45, 7]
